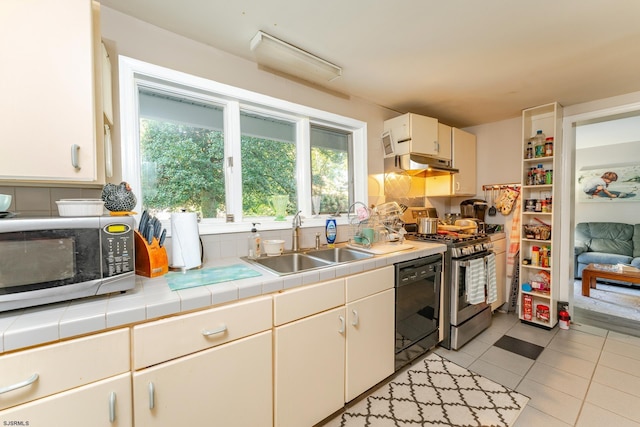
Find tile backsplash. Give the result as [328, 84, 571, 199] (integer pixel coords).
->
[0, 186, 102, 217]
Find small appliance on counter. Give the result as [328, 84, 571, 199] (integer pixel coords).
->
[0, 216, 136, 312]
[460, 199, 488, 234]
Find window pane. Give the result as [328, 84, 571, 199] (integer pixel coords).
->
[139, 90, 225, 218]
[241, 112, 296, 218]
[310, 126, 351, 214]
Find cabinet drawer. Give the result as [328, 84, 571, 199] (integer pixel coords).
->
[0, 328, 129, 411]
[274, 278, 344, 326]
[0, 373, 132, 427]
[133, 295, 272, 369]
[346, 266, 394, 303]
[492, 238, 506, 254]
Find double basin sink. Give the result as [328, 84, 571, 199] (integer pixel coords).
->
[242, 247, 373, 276]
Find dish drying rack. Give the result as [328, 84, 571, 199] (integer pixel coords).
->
[347, 201, 406, 249]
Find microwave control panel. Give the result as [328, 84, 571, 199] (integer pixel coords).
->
[101, 221, 134, 277]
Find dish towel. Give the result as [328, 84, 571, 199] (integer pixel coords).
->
[466, 258, 487, 304]
[485, 252, 498, 304]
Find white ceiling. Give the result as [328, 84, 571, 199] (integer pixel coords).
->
[100, 0, 640, 128]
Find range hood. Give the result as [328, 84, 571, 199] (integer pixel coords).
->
[384, 153, 459, 177]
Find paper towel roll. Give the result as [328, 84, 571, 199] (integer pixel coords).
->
[170, 211, 202, 270]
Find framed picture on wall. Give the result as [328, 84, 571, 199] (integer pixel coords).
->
[577, 163, 640, 202]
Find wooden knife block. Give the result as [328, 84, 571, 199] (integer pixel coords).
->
[134, 230, 169, 278]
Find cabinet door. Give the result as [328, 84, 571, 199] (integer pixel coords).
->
[425, 128, 476, 196]
[451, 128, 477, 195]
[492, 248, 507, 311]
[0, 0, 99, 183]
[0, 373, 132, 427]
[345, 289, 395, 402]
[133, 331, 272, 427]
[274, 306, 346, 427]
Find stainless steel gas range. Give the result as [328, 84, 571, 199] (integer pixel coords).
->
[406, 232, 494, 350]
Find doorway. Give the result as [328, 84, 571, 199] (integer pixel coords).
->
[561, 103, 640, 335]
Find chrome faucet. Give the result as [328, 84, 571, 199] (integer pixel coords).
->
[292, 210, 302, 252]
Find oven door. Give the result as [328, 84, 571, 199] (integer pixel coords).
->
[450, 251, 492, 326]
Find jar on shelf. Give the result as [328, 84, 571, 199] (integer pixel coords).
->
[545, 137, 554, 156]
[536, 304, 550, 322]
[526, 140, 534, 159]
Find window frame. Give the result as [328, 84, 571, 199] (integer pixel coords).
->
[118, 56, 367, 234]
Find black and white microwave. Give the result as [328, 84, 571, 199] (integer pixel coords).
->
[0, 216, 135, 312]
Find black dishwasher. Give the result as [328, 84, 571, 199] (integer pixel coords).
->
[394, 253, 442, 370]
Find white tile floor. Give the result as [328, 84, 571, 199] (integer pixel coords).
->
[434, 312, 640, 426]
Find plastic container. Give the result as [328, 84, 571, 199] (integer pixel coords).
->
[56, 199, 105, 217]
[536, 304, 550, 322]
[248, 223, 261, 259]
[263, 239, 285, 256]
[533, 130, 546, 158]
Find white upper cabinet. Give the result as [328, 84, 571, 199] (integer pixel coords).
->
[425, 127, 477, 196]
[0, 0, 105, 184]
[384, 113, 452, 161]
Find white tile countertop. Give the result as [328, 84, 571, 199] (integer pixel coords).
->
[0, 241, 446, 354]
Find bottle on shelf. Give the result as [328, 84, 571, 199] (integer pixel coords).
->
[533, 130, 546, 158]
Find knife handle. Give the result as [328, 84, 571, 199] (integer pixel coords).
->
[147, 223, 154, 245]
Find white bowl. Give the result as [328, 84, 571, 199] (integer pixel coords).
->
[56, 199, 105, 217]
[0, 194, 11, 212]
[263, 239, 285, 256]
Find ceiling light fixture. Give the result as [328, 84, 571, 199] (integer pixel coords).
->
[250, 31, 342, 83]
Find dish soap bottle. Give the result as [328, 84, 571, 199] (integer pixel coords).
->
[325, 218, 337, 248]
[248, 223, 261, 259]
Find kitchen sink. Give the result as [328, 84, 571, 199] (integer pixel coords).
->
[243, 252, 333, 275]
[304, 247, 373, 263]
[242, 246, 374, 276]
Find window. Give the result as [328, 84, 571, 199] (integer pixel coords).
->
[119, 56, 367, 233]
[310, 126, 351, 215]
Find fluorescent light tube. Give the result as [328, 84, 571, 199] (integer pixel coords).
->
[250, 31, 342, 82]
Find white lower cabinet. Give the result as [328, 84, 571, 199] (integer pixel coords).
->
[274, 306, 346, 427]
[274, 267, 395, 426]
[133, 331, 272, 426]
[131, 295, 273, 426]
[0, 329, 131, 426]
[0, 373, 132, 427]
[345, 288, 395, 402]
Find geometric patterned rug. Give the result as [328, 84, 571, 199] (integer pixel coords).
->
[321, 352, 529, 427]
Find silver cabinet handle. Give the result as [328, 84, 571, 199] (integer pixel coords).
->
[351, 309, 359, 326]
[202, 325, 227, 336]
[109, 391, 116, 423]
[434, 141, 439, 153]
[71, 144, 81, 170]
[148, 382, 155, 410]
[0, 373, 39, 395]
[338, 315, 345, 334]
